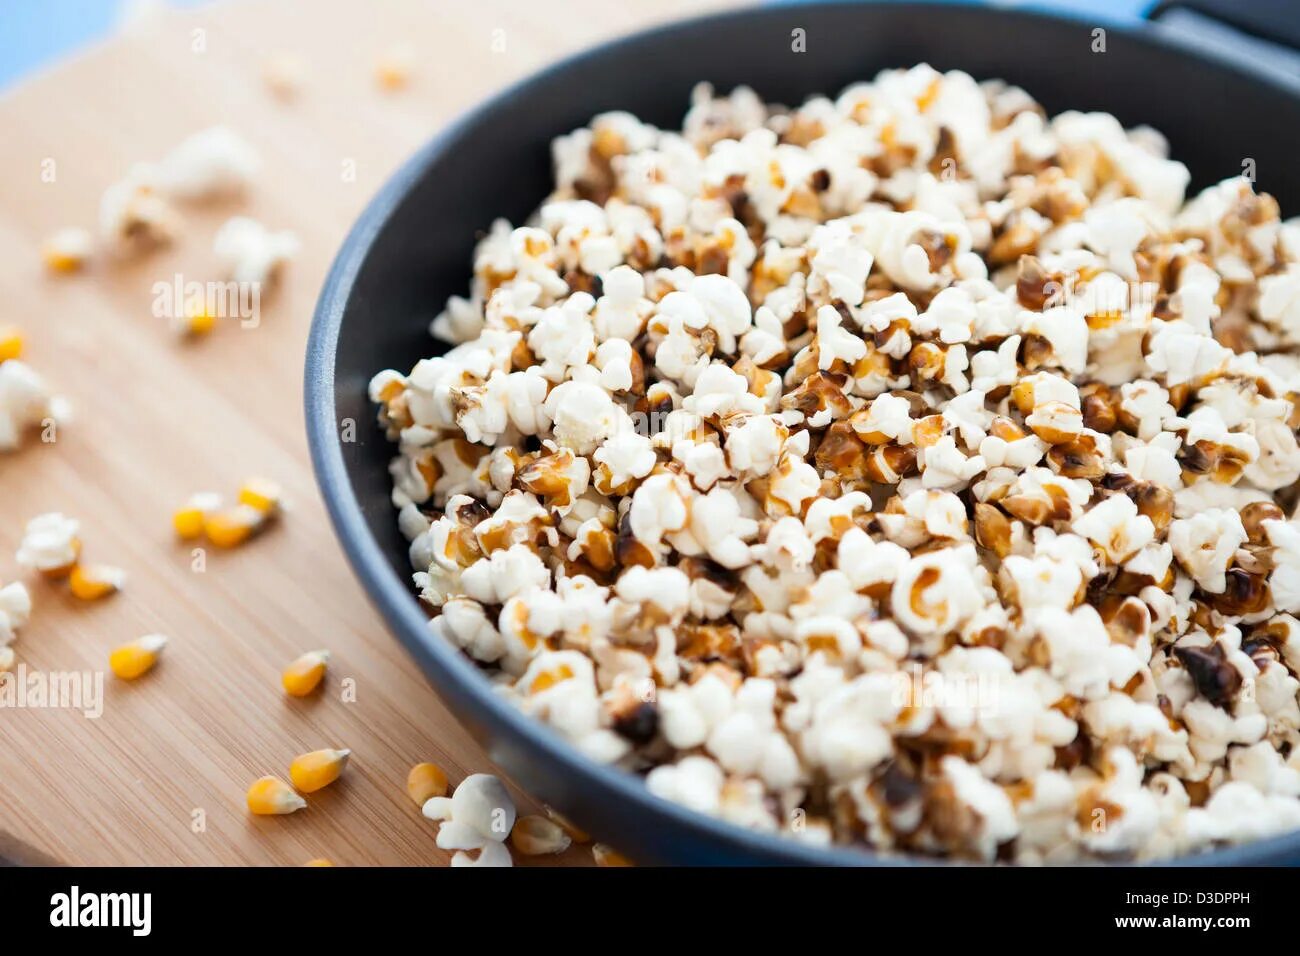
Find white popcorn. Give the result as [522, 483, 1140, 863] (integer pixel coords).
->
[16, 512, 80, 572]
[544, 378, 624, 454]
[425, 774, 517, 868]
[1071, 493, 1154, 563]
[1168, 509, 1246, 594]
[814, 304, 867, 369]
[212, 216, 298, 285]
[891, 545, 983, 636]
[155, 126, 260, 199]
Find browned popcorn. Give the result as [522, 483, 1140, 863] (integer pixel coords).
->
[370, 65, 1300, 862]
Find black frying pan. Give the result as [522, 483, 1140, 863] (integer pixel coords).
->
[306, 1, 1300, 865]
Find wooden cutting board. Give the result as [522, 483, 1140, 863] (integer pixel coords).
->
[0, 0, 733, 866]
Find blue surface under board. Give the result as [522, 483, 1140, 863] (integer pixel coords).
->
[0, 0, 1155, 91]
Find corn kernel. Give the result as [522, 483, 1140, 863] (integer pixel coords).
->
[41, 228, 91, 274]
[406, 761, 448, 805]
[374, 49, 412, 90]
[282, 649, 329, 697]
[247, 775, 306, 815]
[237, 477, 282, 515]
[109, 634, 167, 680]
[592, 843, 633, 867]
[68, 563, 125, 600]
[510, 815, 572, 856]
[203, 504, 265, 548]
[544, 805, 592, 844]
[303, 858, 334, 867]
[0, 326, 23, 363]
[177, 296, 217, 336]
[289, 748, 350, 793]
[173, 492, 222, 540]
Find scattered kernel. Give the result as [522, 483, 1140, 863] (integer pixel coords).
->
[68, 563, 126, 601]
[592, 843, 632, 867]
[0, 326, 23, 362]
[282, 649, 329, 697]
[374, 45, 413, 91]
[172, 492, 222, 540]
[247, 775, 306, 815]
[203, 503, 266, 548]
[406, 761, 449, 805]
[237, 477, 282, 515]
[263, 52, 306, 99]
[109, 634, 167, 680]
[289, 748, 350, 793]
[510, 815, 572, 856]
[173, 295, 217, 337]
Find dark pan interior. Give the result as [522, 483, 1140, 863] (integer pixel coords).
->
[312, 2, 1300, 864]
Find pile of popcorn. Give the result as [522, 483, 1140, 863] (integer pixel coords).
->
[370, 66, 1300, 862]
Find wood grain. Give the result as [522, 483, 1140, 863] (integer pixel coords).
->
[0, 0, 732, 866]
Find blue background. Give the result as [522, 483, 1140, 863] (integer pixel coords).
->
[0, 0, 1152, 91]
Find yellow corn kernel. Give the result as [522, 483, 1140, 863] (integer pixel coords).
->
[592, 843, 633, 867]
[374, 52, 411, 91]
[237, 477, 282, 515]
[289, 748, 350, 793]
[41, 228, 91, 274]
[282, 649, 329, 697]
[510, 815, 572, 856]
[247, 775, 306, 815]
[69, 563, 125, 600]
[0, 326, 23, 362]
[109, 634, 167, 680]
[544, 805, 592, 844]
[0, 646, 14, 672]
[178, 296, 217, 336]
[203, 504, 265, 548]
[173, 492, 222, 540]
[406, 761, 449, 805]
[303, 858, 334, 867]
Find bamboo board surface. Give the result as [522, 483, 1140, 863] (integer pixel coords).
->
[0, 0, 733, 866]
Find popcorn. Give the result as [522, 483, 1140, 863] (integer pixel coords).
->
[372, 70, 1300, 863]
[154, 126, 260, 200]
[0, 359, 67, 451]
[16, 512, 81, 574]
[212, 216, 299, 285]
[1168, 509, 1246, 594]
[423, 773, 516, 867]
[0, 581, 32, 647]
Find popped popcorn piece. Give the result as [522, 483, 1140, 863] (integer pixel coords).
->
[212, 216, 299, 285]
[155, 126, 260, 200]
[16, 512, 80, 575]
[0, 358, 66, 451]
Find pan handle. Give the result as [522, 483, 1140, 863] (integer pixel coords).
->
[1148, 0, 1300, 74]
